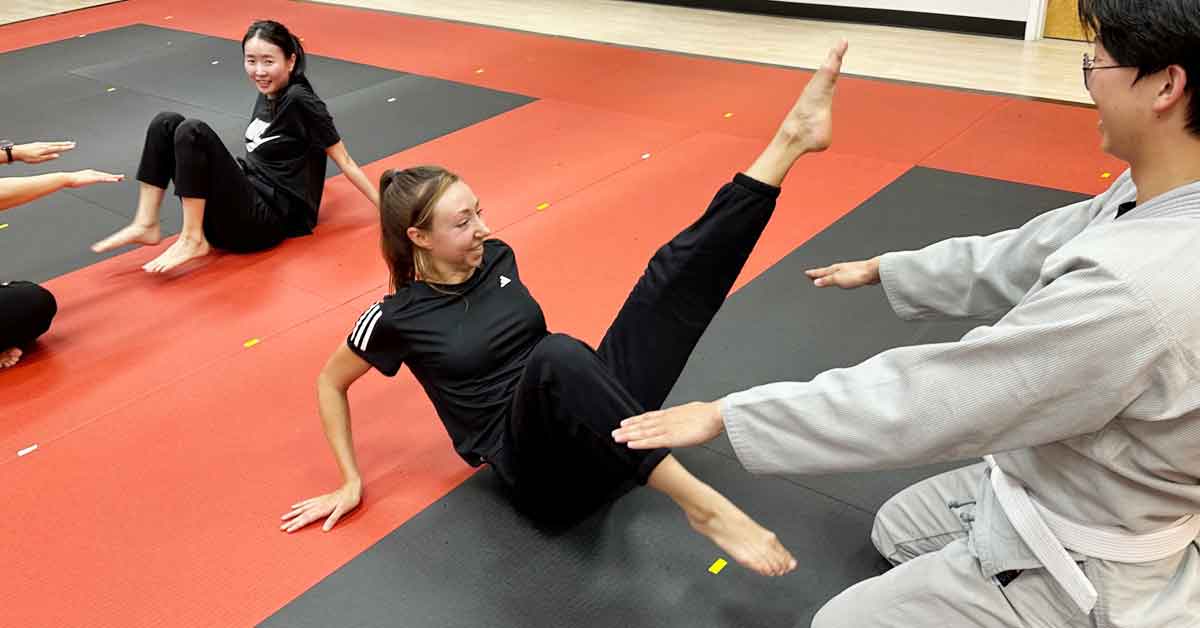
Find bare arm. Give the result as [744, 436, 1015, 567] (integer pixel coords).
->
[0, 170, 123, 211]
[326, 141, 380, 209]
[316, 343, 372, 485]
[281, 342, 373, 533]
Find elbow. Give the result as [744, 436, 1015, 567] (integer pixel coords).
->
[316, 369, 351, 396]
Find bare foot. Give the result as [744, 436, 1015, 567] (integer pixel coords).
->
[777, 39, 848, 153]
[92, 222, 162, 253]
[142, 234, 211, 273]
[688, 503, 797, 577]
[0, 347, 22, 369]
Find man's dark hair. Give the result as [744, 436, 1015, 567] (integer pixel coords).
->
[1079, 0, 1200, 136]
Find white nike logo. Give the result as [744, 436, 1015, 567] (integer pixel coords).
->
[245, 118, 281, 153]
[500, 275, 511, 288]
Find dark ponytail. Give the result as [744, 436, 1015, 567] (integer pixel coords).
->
[242, 20, 314, 93]
[378, 166, 461, 291]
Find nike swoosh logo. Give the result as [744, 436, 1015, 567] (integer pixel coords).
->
[246, 134, 282, 152]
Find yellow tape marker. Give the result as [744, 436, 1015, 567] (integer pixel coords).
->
[723, 112, 734, 119]
[18, 444, 38, 457]
[0, 224, 9, 230]
[709, 558, 728, 574]
[536, 202, 550, 211]
[165, 15, 174, 20]
[243, 338, 261, 348]
[1101, 172, 1112, 179]
[106, 87, 117, 92]
[475, 68, 485, 74]
[641, 153, 651, 160]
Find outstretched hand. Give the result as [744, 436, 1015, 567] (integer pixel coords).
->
[804, 257, 880, 289]
[65, 170, 124, 188]
[13, 141, 77, 164]
[281, 481, 363, 533]
[613, 401, 725, 450]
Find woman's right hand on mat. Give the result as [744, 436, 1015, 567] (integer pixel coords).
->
[65, 169, 124, 188]
[13, 141, 77, 164]
[805, 256, 880, 289]
[280, 480, 363, 533]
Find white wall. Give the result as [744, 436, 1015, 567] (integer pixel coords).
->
[773, 0, 1030, 22]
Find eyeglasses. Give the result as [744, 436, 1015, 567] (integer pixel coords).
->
[1083, 53, 1136, 89]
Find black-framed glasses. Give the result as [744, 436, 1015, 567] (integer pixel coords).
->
[1083, 53, 1136, 89]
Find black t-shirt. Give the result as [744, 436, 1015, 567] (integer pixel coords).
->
[241, 80, 341, 236]
[347, 239, 549, 466]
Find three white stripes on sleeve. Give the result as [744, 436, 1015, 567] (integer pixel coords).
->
[351, 303, 383, 351]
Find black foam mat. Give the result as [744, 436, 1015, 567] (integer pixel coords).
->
[1, 24, 533, 282]
[263, 169, 1090, 627]
[260, 446, 880, 628]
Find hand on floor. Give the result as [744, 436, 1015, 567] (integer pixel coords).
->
[281, 480, 363, 533]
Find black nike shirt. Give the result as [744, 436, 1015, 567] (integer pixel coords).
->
[241, 80, 341, 236]
[347, 239, 549, 465]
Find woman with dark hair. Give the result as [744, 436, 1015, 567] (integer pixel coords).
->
[281, 42, 850, 577]
[92, 20, 378, 272]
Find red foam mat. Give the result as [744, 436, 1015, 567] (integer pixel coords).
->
[921, 98, 1129, 195]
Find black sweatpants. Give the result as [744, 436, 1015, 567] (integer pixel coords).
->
[498, 173, 781, 521]
[0, 281, 57, 349]
[137, 112, 289, 252]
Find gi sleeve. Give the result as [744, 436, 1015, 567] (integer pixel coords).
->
[877, 174, 1132, 321]
[721, 258, 1169, 476]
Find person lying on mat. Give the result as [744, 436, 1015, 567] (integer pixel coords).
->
[92, 19, 378, 273]
[615, 1, 1200, 625]
[279, 41, 850, 577]
[0, 139, 123, 368]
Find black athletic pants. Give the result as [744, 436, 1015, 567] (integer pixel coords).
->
[498, 173, 781, 521]
[0, 281, 57, 349]
[136, 112, 289, 252]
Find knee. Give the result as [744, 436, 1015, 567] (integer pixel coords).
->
[526, 333, 595, 382]
[150, 111, 185, 134]
[810, 586, 864, 628]
[6, 281, 57, 339]
[173, 118, 213, 147]
[870, 495, 902, 561]
[31, 283, 57, 322]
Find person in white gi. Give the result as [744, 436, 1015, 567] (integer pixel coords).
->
[613, 1, 1200, 626]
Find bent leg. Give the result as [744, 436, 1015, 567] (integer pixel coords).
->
[0, 281, 57, 367]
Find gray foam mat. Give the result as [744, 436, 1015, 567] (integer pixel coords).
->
[262, 169, 1090, 627]
[260, 446, 881, 628]
[1, 24, 533, 282]
[72, 35, 405, 118]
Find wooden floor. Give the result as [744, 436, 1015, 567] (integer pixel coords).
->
[0, 0, 118, 25]
[317, 0, 1093, 104]
[5, 0, 1093, 103]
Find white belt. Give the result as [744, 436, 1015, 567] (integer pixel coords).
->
[984, 455, 1200, 614]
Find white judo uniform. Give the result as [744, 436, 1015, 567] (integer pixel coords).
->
[721, 170, 1200, 628]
